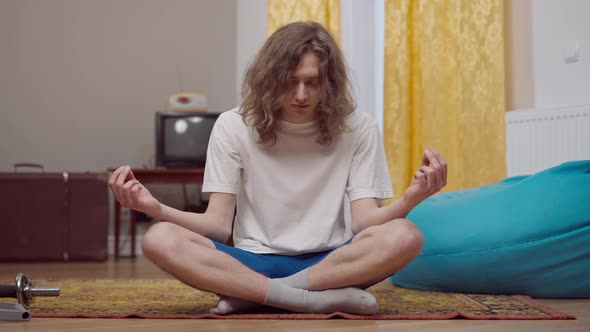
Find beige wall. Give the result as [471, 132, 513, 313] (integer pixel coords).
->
[504, 0, 535, 111]
[0, 0, 237, 172]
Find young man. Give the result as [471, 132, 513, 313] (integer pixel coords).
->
[109, 21, 447, 315]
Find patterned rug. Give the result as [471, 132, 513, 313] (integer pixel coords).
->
[24, 279, 574, 320]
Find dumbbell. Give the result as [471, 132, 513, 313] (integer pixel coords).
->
[0, 273, 60, 309]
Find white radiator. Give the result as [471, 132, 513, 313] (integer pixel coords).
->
[505, 105, 590, 177]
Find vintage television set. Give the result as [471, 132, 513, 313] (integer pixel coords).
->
[155, 111, 220, 168]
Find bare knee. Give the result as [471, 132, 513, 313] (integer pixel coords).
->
[141, 222, 180, 261]
[397, 218, 424, 256]
[374, 218, 424, 261]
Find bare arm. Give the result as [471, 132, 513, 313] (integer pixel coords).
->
[109, 166, 236, 243]
[155, 193, 236, 243]
[350, 148, 448, 234]
[350, 196, 416, 235]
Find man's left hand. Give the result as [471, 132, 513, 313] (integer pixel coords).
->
[403, 148, 448, 206]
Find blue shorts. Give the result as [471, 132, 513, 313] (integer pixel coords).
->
[211, 239, 353, 278]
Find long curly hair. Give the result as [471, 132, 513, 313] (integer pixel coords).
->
[240, 21, 355, 145]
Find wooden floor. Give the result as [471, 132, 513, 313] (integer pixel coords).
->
[0, 258, 588, 332]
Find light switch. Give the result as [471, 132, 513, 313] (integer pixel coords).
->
[563, 39, 580, 63]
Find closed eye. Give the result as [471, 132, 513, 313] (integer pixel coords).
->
[306, 80, 320, 87]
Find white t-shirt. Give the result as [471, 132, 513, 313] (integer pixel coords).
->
[202, 108, 393, 255]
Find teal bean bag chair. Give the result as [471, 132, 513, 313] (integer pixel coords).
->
[389, 160, 590, 298]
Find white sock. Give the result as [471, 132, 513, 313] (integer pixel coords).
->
[210, 269, 378, 315]
[210, 269, 309, 315]
[263, 279, 378, 315]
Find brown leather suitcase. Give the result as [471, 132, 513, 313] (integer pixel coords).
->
[0, 164, 108, 261]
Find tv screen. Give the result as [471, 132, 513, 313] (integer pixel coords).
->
[155, 111, 220, 168]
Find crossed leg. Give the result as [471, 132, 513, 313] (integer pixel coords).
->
[141, 222, 269, 303]
[308, 218, 424, 290]
[142, 218, 423, 314]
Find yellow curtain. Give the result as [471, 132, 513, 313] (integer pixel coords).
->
[267, 0, 340, 42]
[384, 0, 506, 199]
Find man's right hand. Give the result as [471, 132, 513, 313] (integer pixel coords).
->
[109, 166, 161, 218]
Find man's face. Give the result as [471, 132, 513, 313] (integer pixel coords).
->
[279, 52, 322, 124]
